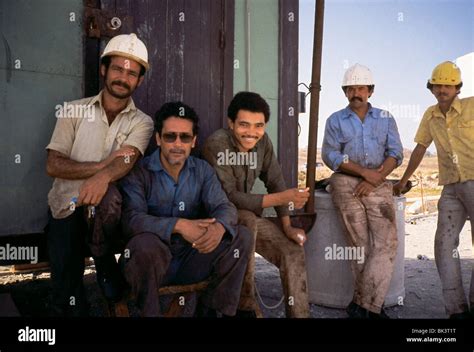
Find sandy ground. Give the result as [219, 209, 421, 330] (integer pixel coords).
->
[256, 213, 473, 318]
[0, 214, 472, 318]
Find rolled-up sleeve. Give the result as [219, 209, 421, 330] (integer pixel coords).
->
[414, 112, 433, 148]
[385, 115, 404, 166]
[322, 117, 346, 171]
[122, 114, 154, 155]
[201, 164, 238, 237]
[120, 166, 177, 244]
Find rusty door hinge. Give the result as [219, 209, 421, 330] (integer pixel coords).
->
[84, 7, 133, 39]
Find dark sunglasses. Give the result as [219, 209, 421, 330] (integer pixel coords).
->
[161, 132, 194, 143]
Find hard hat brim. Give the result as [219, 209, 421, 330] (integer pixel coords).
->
[428, 79, 462, 85]
[101, 51, 149, 71]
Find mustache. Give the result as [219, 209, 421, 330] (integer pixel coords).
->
[350, 97, 363, 102]
[169, 148, 185, 154]
[242, 136, 258, 139]
[111, 80, 131, 90]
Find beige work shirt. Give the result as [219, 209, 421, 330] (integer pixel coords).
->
[46, 91, 153, 219]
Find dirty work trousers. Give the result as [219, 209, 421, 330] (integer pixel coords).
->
[237, 210, 310, 318]
[435, 181, 474, 316]
[47, 184, 123, 316]
[122, 225, 252, 317]
[329, 173, 398, 314]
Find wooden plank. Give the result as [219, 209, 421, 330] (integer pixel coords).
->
[158, 280, 209, 295]
[278, 0, 299, 188]
[166, 0, 186, 102]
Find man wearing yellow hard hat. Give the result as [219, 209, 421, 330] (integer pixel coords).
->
[395, 61, 474, 319]
[45, 33, 154, 316]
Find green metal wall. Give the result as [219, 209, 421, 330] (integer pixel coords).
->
[0, 0, 84, 236]
[234, 0, 279, 198]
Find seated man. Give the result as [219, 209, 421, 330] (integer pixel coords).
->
[202, 91, 311, 318]
[45, 33, 154, 316]
[322, 64, 403, 318]
[120, 102, 252, 317]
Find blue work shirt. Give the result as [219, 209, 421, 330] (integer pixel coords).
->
[120, 149, 238, 244]
[322, 104, 403, 171]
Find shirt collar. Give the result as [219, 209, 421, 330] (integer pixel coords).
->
[147, 148, 196, 173]
[342, 103, 375, 119]
[88, 90, 137, 114]
[429, 96, 462, 120]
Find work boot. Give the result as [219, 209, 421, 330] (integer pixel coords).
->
[346, 301, 390, 319]
[449, 311, 472, 319]
[94, 254, 125, 303]
[368, 307, 390, 319]
[346, 301, 369, 319]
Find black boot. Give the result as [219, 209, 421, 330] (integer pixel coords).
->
[94, 254, 125, 303]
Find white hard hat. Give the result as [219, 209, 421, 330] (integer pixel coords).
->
[342, 64, 374, 86]
[101, 33, 149, 71]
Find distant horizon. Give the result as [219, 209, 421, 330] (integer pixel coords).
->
[297, 0, 474, 152]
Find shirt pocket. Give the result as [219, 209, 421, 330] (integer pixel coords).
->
[338, 130, 353, 144]
[457, 118, 474, 140]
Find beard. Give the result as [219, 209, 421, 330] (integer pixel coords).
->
[164, 148, 187, 165]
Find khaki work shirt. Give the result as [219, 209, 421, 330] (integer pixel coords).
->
[46, 91, 154, 219]
[202, 128, 290, 217]
[415, 96, 474, 185]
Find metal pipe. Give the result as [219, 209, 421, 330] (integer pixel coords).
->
[305, 0, 325, 214]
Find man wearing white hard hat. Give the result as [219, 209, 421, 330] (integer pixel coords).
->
[394, 61, 474, 319]
[45, 33, 153, 316]
[322, 64, 403, 318]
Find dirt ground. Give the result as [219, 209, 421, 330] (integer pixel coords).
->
[0, 213, 472, 319]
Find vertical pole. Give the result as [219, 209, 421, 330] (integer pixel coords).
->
[305, 0, 325, 214]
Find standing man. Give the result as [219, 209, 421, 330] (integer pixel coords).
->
[322, 64, 403, 318]
[46, 34, 154, 316]
[202, 91, 311, 318]
[394, 61, 474, 319]
[120, 102, 252, 317]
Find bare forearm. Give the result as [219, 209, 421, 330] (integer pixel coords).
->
[46, 151, 103, 180]
[97, 154, 137, 183]
[400, 144, 427, 183]
[280, 215, 291, 230]
[262, 193, 283, 208]
[338, 160, 367, 177]
[379, 157, 398, 178]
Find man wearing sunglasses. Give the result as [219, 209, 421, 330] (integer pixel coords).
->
[202, 91, 311, 318]
[120, 102, 252, 317]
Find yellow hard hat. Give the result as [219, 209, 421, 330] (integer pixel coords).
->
[428, 61, 461, 85]
[101, 33, 149, 71]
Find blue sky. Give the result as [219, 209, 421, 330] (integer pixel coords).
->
[298, 0, 474, 151]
